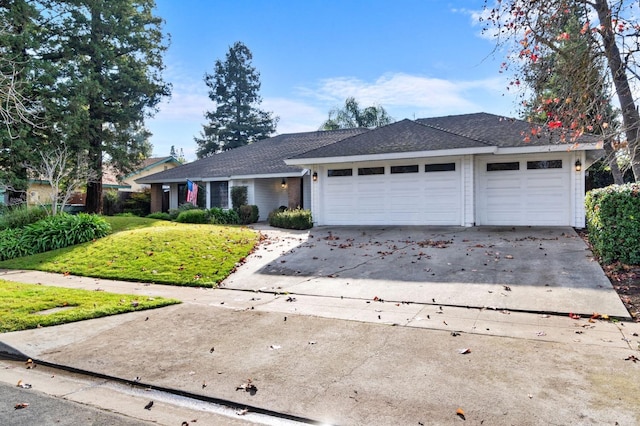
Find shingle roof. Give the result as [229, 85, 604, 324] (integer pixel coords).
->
[289, 119, 492, 159]
[418, 112, 599, 147]
[136, 128, 368, 183]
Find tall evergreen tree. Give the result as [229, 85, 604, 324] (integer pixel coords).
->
[47, 0, 170, 213]
[195, 41, 278, 158]
[0, 0, 51, 202]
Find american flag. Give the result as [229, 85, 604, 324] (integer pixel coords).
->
[186, 180, 198, 205]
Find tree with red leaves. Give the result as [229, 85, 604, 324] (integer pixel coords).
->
[482, 0, 640, 181]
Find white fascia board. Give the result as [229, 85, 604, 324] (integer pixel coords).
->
[285, 147, 497, 166]
[495, 142, 603, 155]
[136, 177, 205, 184]
[222, 170, 308, 181]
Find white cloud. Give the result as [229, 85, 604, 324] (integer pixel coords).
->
[297, 72, 515, 118]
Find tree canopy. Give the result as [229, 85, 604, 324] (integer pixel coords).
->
[320, 97, 394, 130]
[482, 0, 640, 181]
[195, 41, 278, 158]
[0, 0, 170, 212]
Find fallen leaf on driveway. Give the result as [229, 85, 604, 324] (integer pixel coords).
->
[536, 331, 546, 336]
[503, 285, 511, 291]
[505, 255, 514, 259]
[625, 355, 639, 363]
[236, 379, 258, 395]
[458, 348, 471, 354]
[569, 313, 581, 320]
[14, 403, 29, 410]
[456, 408, 466, 420]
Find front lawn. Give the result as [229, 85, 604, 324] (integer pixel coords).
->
[0, 279, 179, 333]
[0, 219, 260, 287]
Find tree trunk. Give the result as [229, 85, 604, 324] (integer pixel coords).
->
[603, 139, 624, 184]
[595, 0, 640, 181]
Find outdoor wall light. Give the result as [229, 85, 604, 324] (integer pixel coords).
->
[312, 171, 318, 182]
[575, 159, 582, 172]
[281, 178, 287, 189]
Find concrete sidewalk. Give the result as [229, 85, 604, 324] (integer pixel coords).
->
[0, 225, 639, 424]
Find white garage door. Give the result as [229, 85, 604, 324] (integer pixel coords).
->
[321, 160, 462, 225]
[476, 155, 571, 226]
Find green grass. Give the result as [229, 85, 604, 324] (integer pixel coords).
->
[0, 220, 259, 287]
[0, 279, 180, 333]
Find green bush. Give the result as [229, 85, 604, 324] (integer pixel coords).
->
[176, 209, 209, 224]
[0, 204, 48, 230]
[0, 213, 111, 261]
[209, 207, 239, 225]
[168, 203, 199, 221]
[585, 183, 640, 264]
[146, 212, 171, 220]
[268, 208, 313, 230]
[122, 189, 151, 217]
[231, 186, 248, 210]
[238, 204, 259, 224]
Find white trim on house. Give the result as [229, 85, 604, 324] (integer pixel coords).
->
[285, 147, 497, 166]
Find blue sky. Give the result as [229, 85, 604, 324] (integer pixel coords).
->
[148, 0, 518, 160]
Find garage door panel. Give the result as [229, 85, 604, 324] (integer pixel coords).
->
[322, 161, 462, 225]
[477, 156, 570, 226]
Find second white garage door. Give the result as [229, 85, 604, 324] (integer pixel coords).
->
[476, 154, 571, 226]
[321, 160, 463, 225]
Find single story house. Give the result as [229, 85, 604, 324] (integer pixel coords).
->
[138, 113, 603, 227]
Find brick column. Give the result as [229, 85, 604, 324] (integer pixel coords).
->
[150, 183, 163, 213]
[287, 177, 302, 209]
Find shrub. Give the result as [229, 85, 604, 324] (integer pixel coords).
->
[231, 186, 248, 210]
[122, 189, 151, 217]
[146, 212, 171, 221]
[238, 204, 259, 224]
[0, 204, 48, 230]
[585, 183, 640, 264]
[268, 208, 313, 230]
[0, 213, 111, 261]
[209, 207, 239, 225]
[168, 203, 199, 221]
[176, 209, 209, 224]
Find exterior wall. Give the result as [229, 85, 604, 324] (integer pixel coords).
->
[287, 177, 302, 209]
[253, 178, 288, 221]
[302, 173, 311, 210]
[169, 183, 179, 210]
[27, 182, 54, 206]
[462, 155, 475, 226]
[572, 151, 586, 228]
[150, 183, 163, 213]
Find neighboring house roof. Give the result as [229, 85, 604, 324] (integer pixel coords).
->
[123, 156, 182, 179]
[136, 128, 368, 184]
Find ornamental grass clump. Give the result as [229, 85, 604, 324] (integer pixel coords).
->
[0, 213, 111, 261]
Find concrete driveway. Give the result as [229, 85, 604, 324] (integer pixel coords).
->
[227, 225, 630, 318]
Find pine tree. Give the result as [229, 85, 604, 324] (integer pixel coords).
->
[195, 41, 278, 158]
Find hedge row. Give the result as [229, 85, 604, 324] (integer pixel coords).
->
[268, 208, 313, 230]
[585, 183, 640, 264]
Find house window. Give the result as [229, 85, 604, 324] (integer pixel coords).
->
[527, 160, 562, 169]
[390, 165, 419, 174]
[487, 162, 520, 171]
[328, 168, 353, 177]
[358, 166, 385, 175]
[210, 181, 229, 208]
[425, 163, 456, 172]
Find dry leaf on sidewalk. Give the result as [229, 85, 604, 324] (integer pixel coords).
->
[458, 348, 471, 354]
[456, 407, 466, 420]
